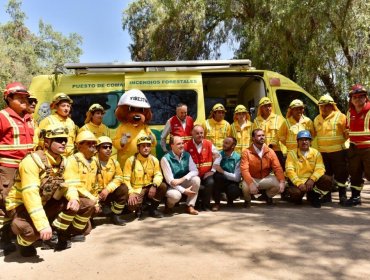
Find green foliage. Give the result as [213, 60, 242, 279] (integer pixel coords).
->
[123, 0, 369, 110]
[0, 0, 82, 108]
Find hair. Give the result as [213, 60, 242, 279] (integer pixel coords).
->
[170, 135, 182, 146]
[229, 136, 237, 146]
[192, 124, 203, 132]
[252, 128, 264, 137]
[176, 103, 187, 109]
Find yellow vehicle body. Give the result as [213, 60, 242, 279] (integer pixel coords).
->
[29, 60, 318, 158]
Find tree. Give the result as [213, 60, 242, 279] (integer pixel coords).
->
[0, 0, 82, 97]
[123, 0, 369, 110]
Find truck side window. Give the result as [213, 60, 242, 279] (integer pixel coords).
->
[276, 90, 319, 120]
[142, 90, 197, 125]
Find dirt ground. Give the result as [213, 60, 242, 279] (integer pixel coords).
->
[2, 185, 370, 280]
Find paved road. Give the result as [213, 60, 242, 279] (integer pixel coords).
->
[2, 187, 370, 280]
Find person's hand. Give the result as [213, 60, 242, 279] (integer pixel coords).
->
[99, 189, 109, 201]
[148, 186, 157, 199]
[39, 227, 53, 241]
[203, 171, 214, 179]
[249, 182, 259, 195]
[305, 179, 315, 191]
[128, 194, 138, 206]
[214, 165, 224, 174]
[171, 178, 184, 187]
[279, 181, 286, 193]
[120, 134, 128, 146]
[298, 184, 307, 192]
[67, 199, 79, 211]
[183, 186, 196, 197]
[94, 204, 101, 214]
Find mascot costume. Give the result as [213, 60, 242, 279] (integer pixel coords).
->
[113, 89, 157, 167]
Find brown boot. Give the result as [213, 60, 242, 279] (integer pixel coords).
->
[186, 206, 199, 215]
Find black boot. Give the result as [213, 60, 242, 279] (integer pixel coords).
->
[338, 187, 347, 206]
[307, 191, 321, 208]
[135, 206, 144, 221]
[19, 244, 37, 257]
[320, 192, 332, 203]
[257, 190, 268, 201]
[0, 224, 16, 256]
[148, 202, 163, 218]
[110, 213, 126, 226]
[344, 189, 361, 207]
[55, 233, 72, 251]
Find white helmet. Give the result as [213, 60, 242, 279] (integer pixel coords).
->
[117, 89, 151, 108]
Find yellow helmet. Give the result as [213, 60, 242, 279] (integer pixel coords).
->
[211, 103, 226, 112]
[318, 95, 335, 105]
[84, 104, 105, 123]
[259, 97, 272, 106]
[41, 124, 69, 139]
[75, 131, 97, 144]
[234, 104, 248, 114]
[137, 135, 152, 145]
[51, 93, 73, 109]
[97, 136, 112, 146]
[289, 99, 304, 108]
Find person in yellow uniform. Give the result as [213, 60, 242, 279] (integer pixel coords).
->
[279, 99, 315, 151]
[252, 97, 285, 168]
[203, 103, 231, 150]
[52, 130, 97, 248]
[123, 135, 166, 220]
[39, 93, 78, 156]
[314, 95, 349, 205]
[230, 105, 252, 154]
[91, 136, 128, 226]
[5, 124, 80, 257]
[79, 104, 110, 138]
[285, 130, 333, 208]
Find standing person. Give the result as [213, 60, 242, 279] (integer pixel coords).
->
[184, 125, 221, 211]
[212, 137, 241, 211]
[344, 84, 370, 206]
[279, 99, 315, 151]
[79, 104, 110, 138]
[252, 97, 286, 168]
[160, 103, 194, 153]
[39, 93, 78, 156]
[5, 124, 80, 257]
[92, 136, 128, 226]
[26, 93, 40, 149]
[314, 95, 349, 205]
[161, 136, 200, 215]
[52, 130, 97, 248]
[241, 129, 285, 207]
[285, 130, 333, 208]
[0, 82, 34, 255]
[123, 135, 166, 220]
[203, 103, 231, 150]
[230, 105, 252, 154]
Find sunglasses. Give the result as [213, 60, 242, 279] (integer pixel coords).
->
[53, 137, 67, 144]
[28, 98, 38, 104]
[101, 145, 112, 149]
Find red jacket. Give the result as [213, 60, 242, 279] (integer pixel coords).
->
[241, 144, 284, 185]
[170, 116, 194, 143]
[0, 108, 34, 168]
[347, 102, 370, 148]
[185, 140, 213, 178]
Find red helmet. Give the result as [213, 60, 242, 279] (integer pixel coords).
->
[3, 82, 29, 99]
[349, 84, 367, 97]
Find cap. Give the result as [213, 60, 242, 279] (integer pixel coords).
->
[211, 103, 226, 112]
[3, 82, 29, 99]
[51, 93, 73, 109]
[42, 124, 69, 139]
[85, 104, 105, 124]
[76, 131, 97, 144]
[349, 84, 367, 97]
[289, 99, 304, 108]
[117, 89, 151, 108]
[137, 135, 152, 145]
[318, 95, 336, 105]
[297, 130, 312, 140]
[259, 97, 272, 106]
[97, 136, 112, 146]
[234, 104, 248, 114]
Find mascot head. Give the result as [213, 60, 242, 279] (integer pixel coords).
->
[115, 89, 152, 127]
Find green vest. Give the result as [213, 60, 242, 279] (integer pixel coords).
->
[164, 151, 191, 179]
[220, 151, 240, 173]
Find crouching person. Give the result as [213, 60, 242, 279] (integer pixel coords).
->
[93, 136, 128, 226]
[5, 124, 80, 257]
[285, 130, 333, 208]
[123, 135, 166, 220]
[160, 136, 201, 215]
[241, 129, 285, 207]
[52, 131, 98, 249]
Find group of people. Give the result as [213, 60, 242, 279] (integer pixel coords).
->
[0, 81, 369, 258]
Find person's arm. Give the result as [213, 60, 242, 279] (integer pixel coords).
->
[123, 157, 135, 194]
[105, 159, 124, 193]
[240, 150, 253, 186]
[285, 151, 304, 187]
[152, 157, 163, 187]
[160, 156, 185, 193]
[211, 144, 221, 168]
[310, 150, 325, 182]
[160, 120, 171, 152]
[223, 160, 241, 182]
[184, 155, 199, 180]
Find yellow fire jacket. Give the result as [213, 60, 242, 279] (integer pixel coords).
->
[96, 157, 123, 195]
[79, 122, 110, 139]
[314, 111, 348, 153]
[286, 147, 325, 187]
[123, 153, 163, 195]
[230, 120, 252, 154]
[252, 113, 285, 151]
[39, 114, 78, 156]
[279, 116, 315, 151]
[64, 152, 98, 202]
[5, 151, 78, 232]
[203, 118, 231, 150]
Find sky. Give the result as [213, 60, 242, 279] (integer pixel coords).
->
[0, 0, 234, 63]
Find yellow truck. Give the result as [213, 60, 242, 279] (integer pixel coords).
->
[29, 59, 318, 157]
